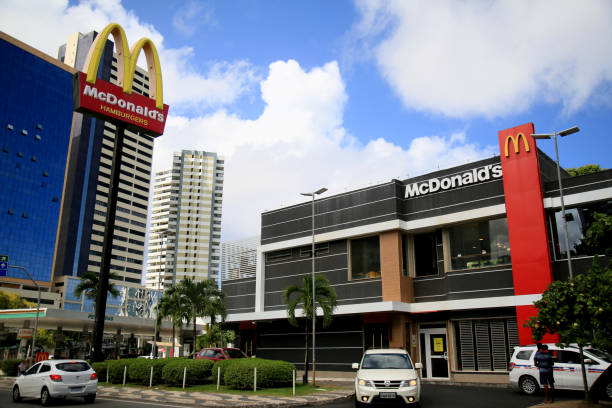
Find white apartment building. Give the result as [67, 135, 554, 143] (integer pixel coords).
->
[146, 151, 224, 289]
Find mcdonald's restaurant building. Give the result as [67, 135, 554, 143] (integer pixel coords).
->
[224, 123, 612, 384]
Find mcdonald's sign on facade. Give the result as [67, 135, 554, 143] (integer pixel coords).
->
[503, 132, 530, 157]
[73, 23, 169, 136]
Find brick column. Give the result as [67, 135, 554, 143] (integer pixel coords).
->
[380, 231, 413, 303]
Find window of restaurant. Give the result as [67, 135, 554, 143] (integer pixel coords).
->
[349, 235, 381, 280]
[448, 218, 511, 270]
[453, 318, 519, 371]
[548, 200, 612, 260]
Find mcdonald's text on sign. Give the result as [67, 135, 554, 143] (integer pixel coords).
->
[75, 72, 169, 135]
[73, 23, 169, 136]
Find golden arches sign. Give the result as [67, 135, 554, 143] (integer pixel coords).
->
[504, 133, 530, 157]
[83, 23, 164, 110]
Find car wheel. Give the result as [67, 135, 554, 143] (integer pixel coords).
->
[12, 385, 22, 402]
[41, 387, 52, 406]
[519, 375, 540, 395]
[603, 381, 612, 401]
[84, 394, 96, 404]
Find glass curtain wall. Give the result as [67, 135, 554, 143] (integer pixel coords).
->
[448, 218, 511, 270]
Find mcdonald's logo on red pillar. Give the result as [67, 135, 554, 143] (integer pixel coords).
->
[73, 23, 169, 136]
[498, 123, 557, 345]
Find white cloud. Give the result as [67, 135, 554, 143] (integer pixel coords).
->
[172, 1, 216, 37]
[155, 60, 495, 240]
[0, 0, 257, 111]
[351, 0, 612, 118]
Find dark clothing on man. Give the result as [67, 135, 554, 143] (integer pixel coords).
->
[535, 350, 555, 386]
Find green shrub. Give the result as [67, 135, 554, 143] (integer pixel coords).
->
[106, 359, 140, 384]
[91, 362, 107, 381]
[162, 359, 214, 386]
[128, 358, 172, 385]
[211, 358, 238, 384]
[2, 359, 25, 377]
[223, 358, 295, 390]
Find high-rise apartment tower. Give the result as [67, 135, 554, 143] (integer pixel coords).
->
[146, 151, 224, 289]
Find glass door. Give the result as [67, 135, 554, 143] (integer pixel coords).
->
[419, 328, 449, 379]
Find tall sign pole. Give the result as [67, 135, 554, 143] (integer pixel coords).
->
[75, 23, 169, 362]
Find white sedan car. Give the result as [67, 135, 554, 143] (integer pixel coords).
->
[353, 348, 423, 407]
[12, 359, 98, 405]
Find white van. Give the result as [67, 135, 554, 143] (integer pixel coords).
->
[509, 344, 611, 399]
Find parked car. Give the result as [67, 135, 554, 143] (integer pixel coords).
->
[352, 348, 423, 407]
[509, 344, 612, 399]
[12, 359, 98, 405]
[195, 347, 247, 362]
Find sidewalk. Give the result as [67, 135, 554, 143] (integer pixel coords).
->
[0, 376, 353, 407]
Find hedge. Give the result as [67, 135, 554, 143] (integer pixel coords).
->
[91, 362, 107, 381]
[211, 358, 237, 384]
[162, 359, 214, 386]
[223, 358, 295, 390]
[128, 358, 173, 385]
[2, 359, 25, 377]
[106, 358, 142, 383]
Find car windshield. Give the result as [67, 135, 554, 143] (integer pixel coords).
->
[225, 349, 245, 358]
[56, 362, 90, 372]
[585, 348, 612, 363]
[361, 354, 413, 369]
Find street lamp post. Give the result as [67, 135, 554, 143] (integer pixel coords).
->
[9, 265, 41, 364]
[531, 126, 580, 279]
[300, 187, 327, 386]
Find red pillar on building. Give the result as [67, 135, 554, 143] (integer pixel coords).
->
[498, 123, 558, 345]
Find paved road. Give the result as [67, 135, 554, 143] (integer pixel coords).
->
[2, 384, 585, 407]
[325, 383, 584, 408]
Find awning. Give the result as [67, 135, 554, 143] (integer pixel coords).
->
[147, 341, 182, 348]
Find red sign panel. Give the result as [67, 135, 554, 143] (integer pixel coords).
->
[498, 123, 557, 345]
[74, 72, 169, 136]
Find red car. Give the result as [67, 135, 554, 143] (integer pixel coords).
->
[195, 347, 247, 362]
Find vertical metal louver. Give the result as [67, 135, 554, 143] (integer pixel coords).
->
[475, 321, 491, 370]
[506, 318, 520, 364]
[490, 320, 508, 370]
[459, 320, 475, 370]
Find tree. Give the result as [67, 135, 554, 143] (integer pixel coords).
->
[566, 164, 604, 176]
[196, 325, 235, 349]
[73, 271, 121, 312]
[283, 275, 337, 384]
[157, 285, 188, 356]
[175, 278, 226, 358]
[0, 290, 34, 309]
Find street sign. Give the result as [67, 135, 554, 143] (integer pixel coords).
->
[0, 257, 7, 277]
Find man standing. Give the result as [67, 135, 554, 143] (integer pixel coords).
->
[535, 344, 555, 403]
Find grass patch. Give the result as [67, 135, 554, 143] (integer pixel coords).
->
[100, 382, 341, 397]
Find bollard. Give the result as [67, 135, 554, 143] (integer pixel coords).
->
[254, 367, 257, 392]
[107, 369, 109, 385]
[216, 367, 220, 391]
[292, 369, 295, 396]
[149, 365, 153, 387]
[182, 366, 187, 390]
[123, 365, 127, 386]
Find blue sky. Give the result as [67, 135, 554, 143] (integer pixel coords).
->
[2, 0, 612, 241]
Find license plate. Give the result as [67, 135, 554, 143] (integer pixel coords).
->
[69, 386, 84, 393]
[380, 392, 396, 399]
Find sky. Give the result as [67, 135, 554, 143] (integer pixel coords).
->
[2, 0, 612, 242]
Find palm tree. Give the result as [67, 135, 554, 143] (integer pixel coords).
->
[175, 278, 226, 358]
[283, 274, 337, 384]
[157, 285, 188, 356]
[74, 271, 120, 312]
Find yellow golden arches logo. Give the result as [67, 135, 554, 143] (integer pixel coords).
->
[504, 132, 530, 157]
[83, 23, 164, 110]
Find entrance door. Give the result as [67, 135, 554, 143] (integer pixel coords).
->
[419, 328, 449, 379]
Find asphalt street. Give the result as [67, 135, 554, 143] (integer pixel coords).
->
[326, 383, 583, 408]
[1, 384, 585, 407]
